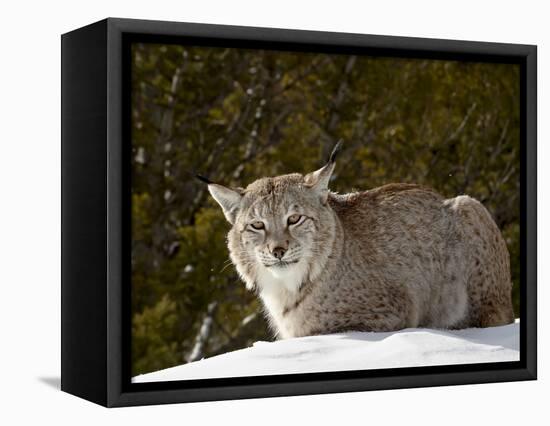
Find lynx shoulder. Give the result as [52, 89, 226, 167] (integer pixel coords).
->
[202, 143, 514, 339]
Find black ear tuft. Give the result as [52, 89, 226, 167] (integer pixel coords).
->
[195, 174, 213, 184]
[328, 139, 344, 164]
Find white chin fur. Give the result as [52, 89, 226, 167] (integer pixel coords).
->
[255, 260, 308, 300]
[263, 260, 307, 293]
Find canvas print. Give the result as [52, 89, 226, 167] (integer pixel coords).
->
[130, 42, 520, 383]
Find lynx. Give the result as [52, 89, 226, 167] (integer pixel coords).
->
[201, 142, 514, 339]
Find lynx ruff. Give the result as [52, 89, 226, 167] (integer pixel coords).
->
[202, 142, 514, 339]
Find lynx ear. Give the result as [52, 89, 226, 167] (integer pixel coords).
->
[305, 140, 343, 204]
[197, 175, 243, 224]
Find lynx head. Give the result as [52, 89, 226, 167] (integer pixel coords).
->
[201, 141, 343, 294]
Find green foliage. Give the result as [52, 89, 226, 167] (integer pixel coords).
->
[131, 42, 521, 376]
[132, 295, 180, 375]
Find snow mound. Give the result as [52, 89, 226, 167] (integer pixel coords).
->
[133, 321, 519, 383]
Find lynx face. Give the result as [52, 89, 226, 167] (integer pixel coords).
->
[233, 176, 331, 286]
[240, 201, 313, 268]
[203, 143, 342, 294]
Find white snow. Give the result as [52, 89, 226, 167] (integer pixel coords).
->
[132, 321, 519, 383]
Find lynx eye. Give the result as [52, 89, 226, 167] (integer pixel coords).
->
[287, 214, 302, 226]
[250, 221, 265, 230]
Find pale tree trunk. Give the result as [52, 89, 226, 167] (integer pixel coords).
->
[186, 301, 218, 363]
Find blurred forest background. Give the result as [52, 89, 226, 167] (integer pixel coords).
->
[131, 43, 520, 376]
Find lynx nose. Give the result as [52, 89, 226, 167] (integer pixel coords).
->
[272, 247, 286, 260]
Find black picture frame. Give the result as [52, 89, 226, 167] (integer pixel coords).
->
[61, 17, 537, 407]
